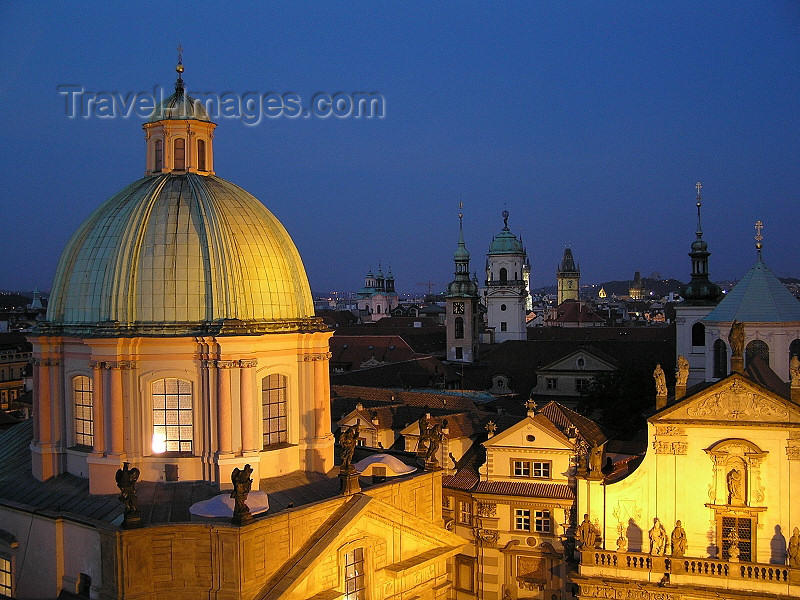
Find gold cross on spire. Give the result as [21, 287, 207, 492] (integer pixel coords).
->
[755, 220, 763, 255]
[177, 44, 183, 65]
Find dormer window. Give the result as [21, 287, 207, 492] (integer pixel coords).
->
[154, 139, 163, 171]
[174, 138, 186, 170]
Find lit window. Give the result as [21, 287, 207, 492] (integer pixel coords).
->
[344, 547, 365, 600]
[174, 137, 186, 170]
[534, 510, 551, 533]
[514, 508, 531, 531]
[262, 374, 288, 447]
[459, 501, 472, 525]
[513, 460, 531, 477]
[154, 139, 163, 171]
[73, 375, 93, 448]
[532, 462, 551, 479]
[197, 139, 206, 171]
[152, 378, 193, 454]
[0, 554, 12, 597]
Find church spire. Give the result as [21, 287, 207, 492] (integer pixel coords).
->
[681, 182, 722, 305]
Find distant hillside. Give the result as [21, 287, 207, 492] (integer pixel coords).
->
[584, 278, 684, 298]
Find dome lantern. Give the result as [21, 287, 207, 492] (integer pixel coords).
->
[143, 56, 216, 176]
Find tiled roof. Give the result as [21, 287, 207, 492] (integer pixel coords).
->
[329, 335, 420, 371]
[703, 257, 800, 323]
[474, 480, 574, 500]
[442, 469, 479, 491]
[553, 301, 604, 323]
[538, 401, 607, 446]
[0, 420, 219, 526]
[332, 385, 480, 411]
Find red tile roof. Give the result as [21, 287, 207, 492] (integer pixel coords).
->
[474, 480, 574, 499]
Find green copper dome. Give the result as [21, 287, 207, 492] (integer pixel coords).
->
[488, 210, 523, 255]
[488, 230, 523, 254]
[45, 174, 317, 335]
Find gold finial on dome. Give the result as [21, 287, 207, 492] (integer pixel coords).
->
[755, 220, 763, 256]
[175, 44, 185, 93]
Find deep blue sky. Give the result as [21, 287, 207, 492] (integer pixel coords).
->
[1, 2, 798, 294]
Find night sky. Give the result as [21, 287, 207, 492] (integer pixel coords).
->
[1, 2, 798, 295]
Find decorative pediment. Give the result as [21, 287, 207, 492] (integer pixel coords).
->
[483, 416, 570, 450]
[538, 348, 617, 373]
[654, 376, 799, 424]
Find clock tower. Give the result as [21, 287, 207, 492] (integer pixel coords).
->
[446, 206, 479, 362]
[556, 246, 580, 305]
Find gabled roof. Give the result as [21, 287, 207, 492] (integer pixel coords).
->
[702, 256, 800, 323]
[552, 301, 604, 324]
[536, 346, 619, 373]
[482, 413, 570, 448]
[538, 401, 607, 447]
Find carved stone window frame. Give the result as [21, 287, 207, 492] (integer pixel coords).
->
[704, 438, 767, 507]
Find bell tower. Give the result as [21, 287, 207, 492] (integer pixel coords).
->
[557, 246, 580, 305]
[446, 205, 479, 362]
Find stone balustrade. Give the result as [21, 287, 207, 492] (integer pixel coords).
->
[580, 549, 799, 595]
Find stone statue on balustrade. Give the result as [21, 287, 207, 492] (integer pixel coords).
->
[649, 517, 667, 555]
[788, 527, 800, 568]
[577, 514, 598, 550]
[676, 355, 689, 388]
[230, 463, 254, 525]
[653, 364, 667, 397]
[671, 520, 687, 557]
[115, 462, 141, 528]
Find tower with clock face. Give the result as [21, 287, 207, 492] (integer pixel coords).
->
[446, 208, 480, 362]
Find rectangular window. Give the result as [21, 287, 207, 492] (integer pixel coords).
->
[513, 460, 531, 477]
[173, 138, 186, 170]
[534, 510, 551, 533]
[455, 554, 475, 592]
[344, 547, 365, 600]
[197, 139, 206, 171]
[546, 377, 558, 390]
[262, 374, 288, 447]
[73, 375, 93, 448]
[459, 501, 472, 525]
[500, 321, 508, 332]
[455, 346, 463, 360]
[721, 516, 752, 562]
[442, 495, 452, 509]
[152, 378, 193, 454]
[532, 462, 551, 479]
[575, 378, 590, 393]
[0, 554, 12, 597]
[514, 508, 531, 531]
